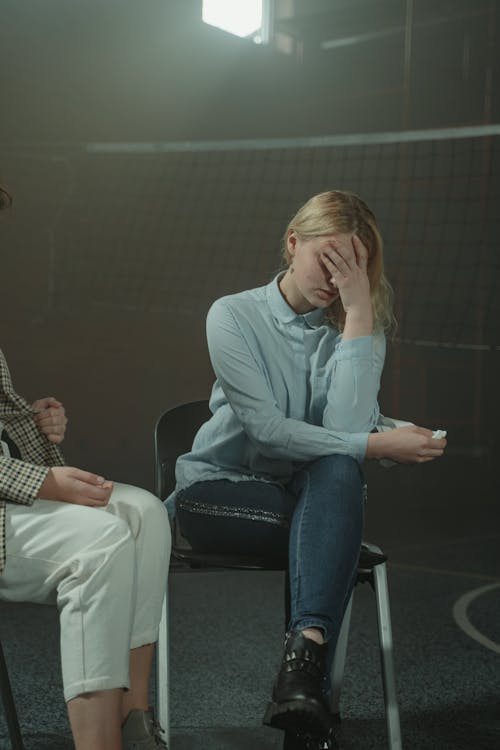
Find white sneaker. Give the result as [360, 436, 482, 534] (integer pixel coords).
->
[122, 708, 168, 749]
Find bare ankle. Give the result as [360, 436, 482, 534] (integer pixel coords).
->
[301, 627, 325, 645]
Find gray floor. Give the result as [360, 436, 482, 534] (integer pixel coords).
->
[1, 455, 499, 749]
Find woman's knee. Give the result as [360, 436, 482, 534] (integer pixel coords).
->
[107, 483, 171, 552]
[109, 483, 163, 516]
[310, 454, 363, 489]
[293, 455, 364, 523]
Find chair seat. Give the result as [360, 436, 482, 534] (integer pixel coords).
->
[172, 548, 285, 570]
[172, 515, 387, 574]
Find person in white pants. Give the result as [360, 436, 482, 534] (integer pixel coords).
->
[0, 185, 171, 750]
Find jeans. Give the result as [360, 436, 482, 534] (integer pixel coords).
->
[176, 454, 364, 654]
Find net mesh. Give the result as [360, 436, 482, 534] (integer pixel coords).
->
[1, 129, 499, 348]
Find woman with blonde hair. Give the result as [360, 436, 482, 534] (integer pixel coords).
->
[169, 190, 446, 750]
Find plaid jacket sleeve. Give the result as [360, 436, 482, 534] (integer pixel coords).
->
[0, 348, 65, 480]
[0, 348, 66, 573]
[0, 455, 49, 506]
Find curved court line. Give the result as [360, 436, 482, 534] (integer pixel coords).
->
[453, 583, 500, 655]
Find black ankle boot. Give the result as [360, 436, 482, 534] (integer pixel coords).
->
[263, 631, 335, 739]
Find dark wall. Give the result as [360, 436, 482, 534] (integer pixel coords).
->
[1, 0, 498, 143]
[0, 0, 298, 142]
[1, 0, 499, 492]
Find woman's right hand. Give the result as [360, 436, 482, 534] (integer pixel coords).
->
[321, 234, 373, 340]
[37, 467, 113, 506]
[32, 396, 68, 444]
[366, 425, 447, 464]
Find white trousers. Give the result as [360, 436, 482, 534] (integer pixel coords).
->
[0, 483, 171, 702]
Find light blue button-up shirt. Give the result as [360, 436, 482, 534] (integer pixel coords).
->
[169, 274, 386, 508]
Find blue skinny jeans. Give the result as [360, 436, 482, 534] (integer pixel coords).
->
[176, 454, 364, 654]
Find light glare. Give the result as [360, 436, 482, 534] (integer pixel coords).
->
[202, 0, 263, 39]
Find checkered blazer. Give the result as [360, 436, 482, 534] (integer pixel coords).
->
[0, 349, 65, 572]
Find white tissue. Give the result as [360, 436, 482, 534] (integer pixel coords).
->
[432, 430, 447, 439]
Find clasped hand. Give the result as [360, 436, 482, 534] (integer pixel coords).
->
[32, 398, 114, 506]
[38, 467, 114, 507]
[367, 425, 447, 464]
[32, 396, 68, 444]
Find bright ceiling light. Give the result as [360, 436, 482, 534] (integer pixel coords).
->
[202, 0, 263, 39]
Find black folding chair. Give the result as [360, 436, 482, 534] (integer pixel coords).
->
[154, 400, 403, 750]
[0, 634, 24, 750]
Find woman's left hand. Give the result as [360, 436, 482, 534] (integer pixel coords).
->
[32, 397, 68, 444]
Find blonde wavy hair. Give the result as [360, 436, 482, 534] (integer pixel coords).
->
[281, 190, 396, 335]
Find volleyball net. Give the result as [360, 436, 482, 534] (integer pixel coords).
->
[1, 124, 499, 349]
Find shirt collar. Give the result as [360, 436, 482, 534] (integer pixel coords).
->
[267, 274, 327, 329]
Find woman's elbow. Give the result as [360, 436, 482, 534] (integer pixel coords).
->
[324, 413, 378, 435]
[245, 422, 288, 459]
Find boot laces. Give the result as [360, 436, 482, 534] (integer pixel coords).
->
[149, 712, 168, 748]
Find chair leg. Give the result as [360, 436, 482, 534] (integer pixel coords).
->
[0, 639, 24, 750]
[328, 592, 353, 717]
[284, 569, 291, 630]
[155, 593, 170, 748]
[373, 562, 403, 750]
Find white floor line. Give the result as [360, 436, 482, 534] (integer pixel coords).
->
[452, 583, 500, 655]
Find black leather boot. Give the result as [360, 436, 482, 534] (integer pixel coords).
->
[263, 631, 335, 739]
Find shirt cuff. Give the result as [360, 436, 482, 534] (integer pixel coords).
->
[348, 432, 370, 462]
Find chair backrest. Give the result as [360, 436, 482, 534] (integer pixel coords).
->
[154, 399, 289, 570]
[154, 399, 211, 500]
